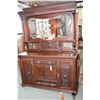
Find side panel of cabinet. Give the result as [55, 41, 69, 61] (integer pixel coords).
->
[19, 56, 34, 85]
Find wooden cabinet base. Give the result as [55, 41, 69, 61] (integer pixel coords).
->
[18, 54, 79, 95]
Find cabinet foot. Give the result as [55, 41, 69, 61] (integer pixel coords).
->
[72, 92, 77, 96]
[21, 84, 26, 87]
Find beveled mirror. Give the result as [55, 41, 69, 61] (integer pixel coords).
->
[28, 13, 73, 40]
[28, 18, 36, 38]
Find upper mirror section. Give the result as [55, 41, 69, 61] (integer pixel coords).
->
[28, 14, 73, 40]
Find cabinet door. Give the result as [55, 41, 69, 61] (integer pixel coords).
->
[20, 57, 33, 84]
[45, 63, 57, 81]
[34, 59, 57, 87]
[34, 63, 45, 80]
[59, 60, 73, 89]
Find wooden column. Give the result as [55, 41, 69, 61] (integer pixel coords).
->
[74, 12, 79, 50]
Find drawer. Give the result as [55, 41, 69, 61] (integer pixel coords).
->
[59, 59, 74, 67]
[34, 59, 56, 65]
[35, 80, 57, 87]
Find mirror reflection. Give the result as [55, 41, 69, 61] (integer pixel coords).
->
[28, 14, 73, 40]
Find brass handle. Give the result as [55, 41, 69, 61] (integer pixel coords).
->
[27, 72, 30, 74]
[50, 64, 53, 71]
[26, 72, 31, 79]
[63, 75, 67, 78]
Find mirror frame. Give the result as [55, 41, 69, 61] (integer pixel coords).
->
[27, 13, 74, 40]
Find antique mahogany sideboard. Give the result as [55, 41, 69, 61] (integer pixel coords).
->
[18, 1, 79, 95]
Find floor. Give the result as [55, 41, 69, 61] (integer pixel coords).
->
[18, 85, 82, 100]
[18, 83, 82, 100]
[17, 68, 83, 100]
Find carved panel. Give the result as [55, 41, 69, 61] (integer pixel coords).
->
[60, 61, 72, 88]
[24, 63, 31, 80]
[49, 42, 59, 49]
[60, 67, 71, 87]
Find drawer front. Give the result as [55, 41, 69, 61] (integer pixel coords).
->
[35, 80, 57, 87]
[35, 59, 56, 65]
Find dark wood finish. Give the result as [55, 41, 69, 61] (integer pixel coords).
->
[18, 55, 77, 92]
[18, 1, 79, 95]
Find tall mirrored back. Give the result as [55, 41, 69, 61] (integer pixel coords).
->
[28, 13, 74, 40]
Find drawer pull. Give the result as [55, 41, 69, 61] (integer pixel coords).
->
[27, 71, 30, 74]
[36, 60, 54, 65]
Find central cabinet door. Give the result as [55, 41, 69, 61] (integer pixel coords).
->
[34, 59, 57, 87]
[34, 63, 45, 79]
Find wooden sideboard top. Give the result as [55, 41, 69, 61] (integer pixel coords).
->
[18, 52, 77, 59]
